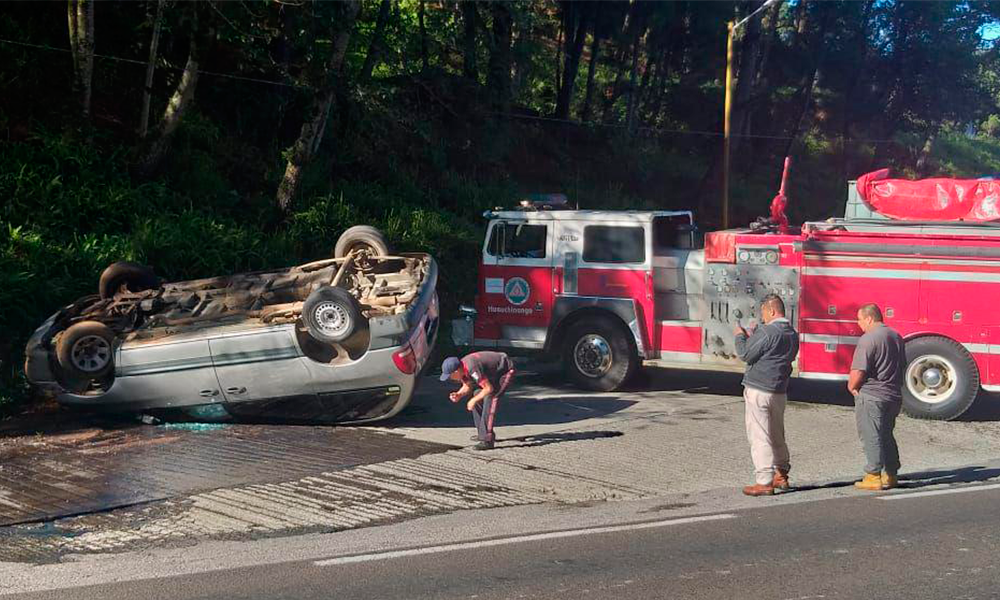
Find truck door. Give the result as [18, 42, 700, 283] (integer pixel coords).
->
[577, 221, 655, 353]
[652, 214, 701, 321]
[477, 219, 554, 347]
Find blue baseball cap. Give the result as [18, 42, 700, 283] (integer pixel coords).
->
[440, 356, 462, 381]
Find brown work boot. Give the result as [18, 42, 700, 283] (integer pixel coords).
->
[743, 483, 775, 496]
[881, 472, 899, 489]
[854, 473, 884, 491]
[772, 469, 790, 491]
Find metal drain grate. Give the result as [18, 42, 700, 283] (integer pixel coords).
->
[0, 424, 453, 526]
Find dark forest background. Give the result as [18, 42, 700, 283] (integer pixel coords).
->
[3, 0, 1000, 413]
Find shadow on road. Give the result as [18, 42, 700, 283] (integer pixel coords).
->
[395, 395, 637, 429]
[498, 430, 624, 449]
[898, 465, 1000, 488]
[784, 465, 1000, 494]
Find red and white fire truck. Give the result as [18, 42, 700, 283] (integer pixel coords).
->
[452, 179, 1000, 421]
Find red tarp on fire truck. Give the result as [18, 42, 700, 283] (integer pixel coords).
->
[856, 168, 1000, 222]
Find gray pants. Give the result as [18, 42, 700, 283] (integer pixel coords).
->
[855, 393, 901, 476]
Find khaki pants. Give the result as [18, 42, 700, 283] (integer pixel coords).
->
[744, 386, 790, 485]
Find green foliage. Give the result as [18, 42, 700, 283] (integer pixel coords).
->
[982, 114, 1000, 139]
[932, 134, 1000, 177]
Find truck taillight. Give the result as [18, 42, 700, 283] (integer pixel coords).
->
[392, 344, 416, 374]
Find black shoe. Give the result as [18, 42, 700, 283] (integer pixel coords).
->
[473, 441, 495, 451]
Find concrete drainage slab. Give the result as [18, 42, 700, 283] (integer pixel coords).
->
[0, 423, 453, 527]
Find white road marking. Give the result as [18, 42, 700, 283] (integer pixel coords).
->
[314, 513, 738, 567]
[878, 483, 1000, 501]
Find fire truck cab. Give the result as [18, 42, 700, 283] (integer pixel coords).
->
[453, 188, 1000, 421]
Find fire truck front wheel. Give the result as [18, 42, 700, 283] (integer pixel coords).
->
[563, 317, 638, 392]
[901, 336, 980, 421]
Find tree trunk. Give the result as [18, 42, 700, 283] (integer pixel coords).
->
[624, 3, 644, 134]
[554, 16, 564, 100]
[418, 0, 428, 72]
[601, 0, 639, 124]
[276, 1, 360, 213]
[840, 0, 875, 180]
[139, 0, 166, 138]
[554, 2, 591, 119]
[580, 32, 601, 122]
[360, 0, 391, 82]
[460, 1, 477, 80]
[915, 134, 935, 176]
[783, 64, 820, 158]
[637, 46, 663, 121]
[135, 8, 205, 177]
[752, 0, 781, 91]
[729, 1, 766, 154]
[486, 2, 513, 113]
[67, 0, 95, 118]
[510, 12, 532, 100]
[600, 45, 628, 124]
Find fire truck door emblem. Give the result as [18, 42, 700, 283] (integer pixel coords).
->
[504, 277, 531, 306]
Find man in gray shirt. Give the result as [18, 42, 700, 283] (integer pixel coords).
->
[733, 294, 800, 496]
[848, 303, 906, 491]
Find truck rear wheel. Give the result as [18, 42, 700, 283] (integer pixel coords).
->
[563, 317, 638, 392]
[901, 336, 979, 421]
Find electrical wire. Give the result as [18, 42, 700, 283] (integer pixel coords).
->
[0, 37, 307, 89]
[0, 36, 908, 144]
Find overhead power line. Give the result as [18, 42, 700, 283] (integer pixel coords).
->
[0, 37, 907, 144]
[0, 38, 307, 89]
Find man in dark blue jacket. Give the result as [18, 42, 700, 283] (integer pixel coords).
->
[734, 294, 800, 496]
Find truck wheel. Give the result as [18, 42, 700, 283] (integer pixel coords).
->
[334, 226, 391, 259]
[302, 286, 367, 344]
[563, 317, 638, 392]
[56, 321, 116, 379]
[901, 336, 979, 421]
[99, 261, 158, 299]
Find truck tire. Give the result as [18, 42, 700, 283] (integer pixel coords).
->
[563, 316, 638, 392]
[99, 261, 158, 299]
[901, 336, 979, 421]
[302, 286, 367, 344]
[334, 226, 391, 259]
[56, 321, 116, 379]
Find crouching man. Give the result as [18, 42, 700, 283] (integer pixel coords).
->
[441, 351, 516, 450]
[734, 294, 800, 496]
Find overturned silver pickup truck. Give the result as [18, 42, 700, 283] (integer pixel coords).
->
[24, 226, 439, 423]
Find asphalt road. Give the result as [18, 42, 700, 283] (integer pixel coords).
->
[12, 483, 1000, 600]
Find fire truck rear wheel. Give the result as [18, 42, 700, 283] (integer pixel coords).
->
[563, 317, 638, 392]
[901, 336, 979, 421]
